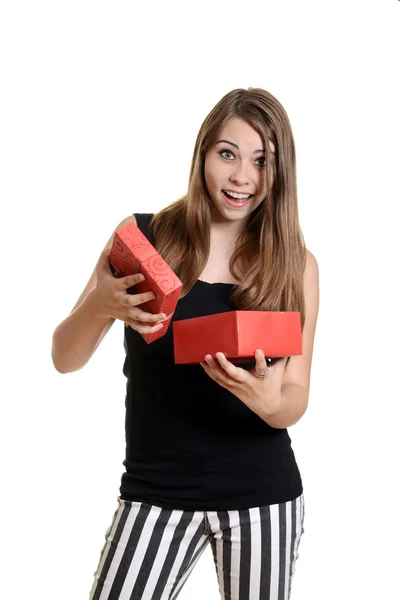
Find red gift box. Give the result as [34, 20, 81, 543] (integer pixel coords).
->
[173, 310, 302, 364]
[109, 221, 183, 343]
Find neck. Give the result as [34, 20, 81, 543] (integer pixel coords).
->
[209, 214, 249, 244]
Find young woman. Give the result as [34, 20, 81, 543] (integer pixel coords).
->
[52, 87, 319, 600]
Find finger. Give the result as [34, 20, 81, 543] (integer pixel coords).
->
[204, 354, 226, 379]
[130, 308, 167, 323]
[255, 349, 268, 370]
[214, 352, 247, 383]
[204, 354, 217, 368]
[125, 318, 164, 333]
[125, 290, 156, 307]
[119, 272, 146, 289]
[134, 322, 164, 333]
[204, 354, 225, 370]
[200, 358, 217, 381]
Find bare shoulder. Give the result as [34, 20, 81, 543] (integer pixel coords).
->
[119, 213, 137, 226]
[303, 249, 319, 299]
[305, 248, 319, 278]
[303, 248, 319, 321]
[101, 214, 137, 252]
[113, 213, 137, 234]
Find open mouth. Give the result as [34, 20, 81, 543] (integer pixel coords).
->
[222, 190, 254, 206]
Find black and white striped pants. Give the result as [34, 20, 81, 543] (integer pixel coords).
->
[89, 493, 305, 600]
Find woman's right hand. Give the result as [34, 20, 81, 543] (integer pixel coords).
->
[91, 246, 167, 334]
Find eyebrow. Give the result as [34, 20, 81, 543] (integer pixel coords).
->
[215, 139, 273, 154]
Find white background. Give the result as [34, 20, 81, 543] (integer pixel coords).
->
[1, 1, 399, 598]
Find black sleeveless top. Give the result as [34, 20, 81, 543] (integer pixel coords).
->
[119, 213, 303, 510]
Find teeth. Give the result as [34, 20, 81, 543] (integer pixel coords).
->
[224, 190, 251, 200]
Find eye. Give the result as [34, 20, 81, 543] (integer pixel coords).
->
[219, 149, 234, 160]
[219, 150, 266, 168]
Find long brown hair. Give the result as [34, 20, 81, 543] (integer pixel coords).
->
[148, 87, 306, 330]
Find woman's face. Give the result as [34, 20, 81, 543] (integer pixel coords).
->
[204, 117, 275, 223]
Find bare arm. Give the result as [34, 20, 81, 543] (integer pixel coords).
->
[51, 291, 115, 373]
[51, 214, 137, 374]
[263, 249, 320, 428]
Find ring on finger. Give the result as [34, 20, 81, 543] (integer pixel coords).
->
[256, 368, 269, 380]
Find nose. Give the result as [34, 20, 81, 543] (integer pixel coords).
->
[229, 161, 252, 187]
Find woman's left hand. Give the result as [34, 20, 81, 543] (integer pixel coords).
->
[200, 349, 287, 420]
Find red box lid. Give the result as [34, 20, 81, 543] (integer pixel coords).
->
[109, 221, 183, 343]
